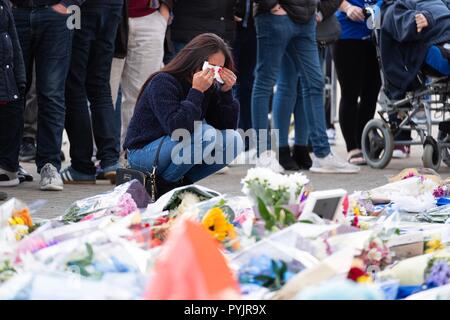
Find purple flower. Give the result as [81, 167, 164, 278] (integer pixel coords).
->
[426, 260, 450, 288]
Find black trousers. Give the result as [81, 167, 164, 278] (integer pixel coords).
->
[233, 23, 256, 133]
[65, 4, 122, 175]
[333, 39, 381, 152]
[0, 100, 23, 172]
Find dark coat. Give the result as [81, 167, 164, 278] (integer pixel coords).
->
[254, 0, 319, 23]
[380, 0, 450, 99]
[318, 0, 342, 19]
[171, 0, 237, 44]
[0, 0, 25, 103]
[124, 73, 240, 150]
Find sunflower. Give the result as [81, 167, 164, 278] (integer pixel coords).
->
[201, 207, 235, 242]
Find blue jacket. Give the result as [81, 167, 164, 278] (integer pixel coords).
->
[0, 0, 25, 103]
[380, 0, 450, 98]
[124, 73, 240, 150]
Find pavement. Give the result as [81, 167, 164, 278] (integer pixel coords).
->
[3, 133, 450, 220]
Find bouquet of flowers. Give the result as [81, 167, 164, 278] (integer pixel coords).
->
[358, 236, 392, 271]
[241, 168, 309, 231]
[0, 198, 35, 243]
[425, 257, 450, 288]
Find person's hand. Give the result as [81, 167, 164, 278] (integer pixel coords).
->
[219, 68, 237, 92]
[270, 4, 288, 15]
[416, 13, 429, 33]
[316, 12, 324, 23]
[52, 3, 69, 14]
[234, 15, 243, 22]
[345, 5, 365, 22]
[159, 3, 170, 23]
[192, 69, 215, 93]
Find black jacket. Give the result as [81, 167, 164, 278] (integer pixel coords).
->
[0, 0, 25, 103]
[254, 0, 319, 23]
[318, 0, 342, 19]
[171, 0, 237, 44]
[380, 0, 450, 99]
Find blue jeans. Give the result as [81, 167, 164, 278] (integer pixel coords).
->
[13, 6, 73, 172]
[65, 4, 122, 175]
[273, 45, 329, 149]
[127, 123, 243, 183]
[252, 14, 330, 157]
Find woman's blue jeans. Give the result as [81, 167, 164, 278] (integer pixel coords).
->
[252, 14, 330, 157]
[273, 46, 328, 149]
[127, 123, 243, 183]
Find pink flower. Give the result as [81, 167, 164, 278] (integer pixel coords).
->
[433, 186, 446, 198]
[117, 193, 138, 217]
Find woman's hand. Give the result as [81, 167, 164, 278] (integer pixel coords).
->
[415, 13, 429, 33]
[345, 5, 365, 22]
[270, 4, 288, 15]
[192, 69, 215, 93]
[159, 3, 170, 23]
[219, 68, 237, 92]
[52, 3, 69, 14]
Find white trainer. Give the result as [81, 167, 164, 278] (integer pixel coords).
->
[310, 152, 360, 174]
[255, 150, 285, 174]
[0, 167, 19, 187]
[40, 163, 64, 191]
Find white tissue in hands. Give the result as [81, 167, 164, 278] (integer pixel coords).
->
[202, 61, 224, 84]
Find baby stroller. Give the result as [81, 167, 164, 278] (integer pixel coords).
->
[361, 5, 450, 171]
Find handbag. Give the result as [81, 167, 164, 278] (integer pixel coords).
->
[316, 14, 341, 46]
[116, 137, 166, 203]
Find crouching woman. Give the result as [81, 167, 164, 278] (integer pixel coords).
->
[124, 33, 243, 192]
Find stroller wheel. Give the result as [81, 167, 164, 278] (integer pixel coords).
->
[422, 137, 441, 171]
[437, 130, 450, 167]
[362, 119, 394, 169]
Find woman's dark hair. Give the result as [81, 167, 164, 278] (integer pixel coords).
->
[137, 33, 235, 101]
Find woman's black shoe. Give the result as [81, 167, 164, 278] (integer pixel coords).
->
[279, 146, 300, 171]
[0, 191, 7, 201]
[293, 145, 313, 170]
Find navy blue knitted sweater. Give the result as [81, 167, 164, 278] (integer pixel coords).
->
[124, 72, 240, 150]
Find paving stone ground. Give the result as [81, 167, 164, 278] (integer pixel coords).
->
[3, 133, 450, 220]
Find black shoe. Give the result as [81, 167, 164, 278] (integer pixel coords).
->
[0, 191, 7, 201]
[279, 146, 300, 171]
[293, 145, 313, 170]
[18, 165, 34, 183]
[155, 176, 193, 200]
[19, 138, 36, 162]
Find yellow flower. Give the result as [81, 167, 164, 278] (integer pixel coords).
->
[425, 238, 445, 254]
[201, 207, 237, 244]
[12, 208, 33, 227]
[356, 275, 373, 284]
[353, 206, 361, 216]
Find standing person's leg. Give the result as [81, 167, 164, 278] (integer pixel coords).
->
[110, 57, 126, 161]
[64, 6, 97, 182]
[357, 41, 381, 150]
[272, 53, 301, 170]
[120, 12, 167, 151]
[251, 14, 291, 158]
[34, 7, 73, 190]
[20, 65, 37, 162]
[290, 18, 359, 173]
[86, 4, 122, 182]
[0, 100, 23, 186]
[333, 40, 365, 160]
[234, 23, 256, 133]
[292, 71, 313, 170]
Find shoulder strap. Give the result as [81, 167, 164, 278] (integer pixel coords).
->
[151, 136, 167, 176]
